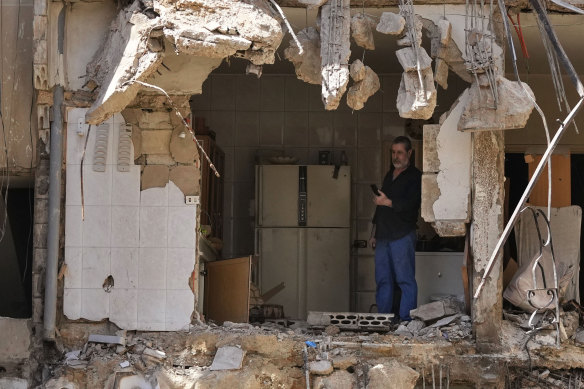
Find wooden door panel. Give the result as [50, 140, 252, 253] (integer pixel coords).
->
[204, 256, 251, 324]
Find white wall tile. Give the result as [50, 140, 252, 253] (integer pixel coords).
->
[140, 186, 168, 207]
[236, 76, 260, 111]
[82, 247, 111, 289]
[65, 205, 83, 247]
[112, 165, 141, 206]
[111, 206, 140, 247]
[308, 112, 334, 147]
[63, 289, 81, 320]
[138, 289, 166, 327]
[235, 111, 259, 146]
[168, 181, 186, 206]
[111, 248, 139, 289]
[138, 247, 166, 289]
[167, 207, 196, 248]
[139, 207, 168, 247]
[66, 163, 81, 206]
[259, 112, 284, 146]
[82, 164, 112, 206]
[166, 289, 194, 331]
[109, 288, 138, 330]
[285, 77, 309, 111]
[65, 247, 83, 289]
[81, 288, 110, 320]
[166, 248, 196, 290]
[211, 76, 235, 111]
[260, 77, 285, 111]
[82, 205, 112, 247]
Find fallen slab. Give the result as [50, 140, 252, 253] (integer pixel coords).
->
[210, 346, 245, 371]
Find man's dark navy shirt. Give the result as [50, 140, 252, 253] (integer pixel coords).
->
[372, 165, 422, 241]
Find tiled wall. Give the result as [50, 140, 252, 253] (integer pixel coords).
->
[64, 108, 196, 330]
[191, 73, 463, 311]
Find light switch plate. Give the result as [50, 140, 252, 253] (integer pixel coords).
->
[185, 195, 199, 205]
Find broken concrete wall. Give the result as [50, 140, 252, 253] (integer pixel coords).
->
[81, 0, 284, 124]
[421, 90, 471, 236]
[0, 0, 36, 172]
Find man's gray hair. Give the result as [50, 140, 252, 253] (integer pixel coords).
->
[392, 136, 412, 152]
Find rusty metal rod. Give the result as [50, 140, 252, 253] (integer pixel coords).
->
[474, 95, 584, 299]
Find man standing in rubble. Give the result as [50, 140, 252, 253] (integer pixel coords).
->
[370, 136, 421, 322]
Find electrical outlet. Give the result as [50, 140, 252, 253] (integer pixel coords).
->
[185, 195, 199, 205]
[77, 118, 86, 136]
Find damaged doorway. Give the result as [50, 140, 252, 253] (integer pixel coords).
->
[190, 7, 469, 323]
[0, 179, 34, 318]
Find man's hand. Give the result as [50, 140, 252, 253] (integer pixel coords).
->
[373, 190, 392, 207]
[369, 237, 376, 249]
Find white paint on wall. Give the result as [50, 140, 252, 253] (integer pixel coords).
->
[432, 89, 472, 221]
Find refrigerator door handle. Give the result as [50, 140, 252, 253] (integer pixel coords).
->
[256, 165, 263, 226]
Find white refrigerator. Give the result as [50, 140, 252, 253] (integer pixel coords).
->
[255, 165, 351, 319]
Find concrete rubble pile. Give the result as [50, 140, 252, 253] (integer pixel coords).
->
[41, 321, 442, 389]
[85, 0, 284, 124]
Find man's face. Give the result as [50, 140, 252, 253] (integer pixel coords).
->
[391, 143, 411, 170]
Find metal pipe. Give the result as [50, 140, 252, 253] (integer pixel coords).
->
[474, 95, 584, 299]
[43, 85, 64, 340]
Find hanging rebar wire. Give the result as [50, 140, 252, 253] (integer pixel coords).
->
[121, 80, 220, 178]
[399, 0, 427, 104]
[464, 0, 498, 108]
[269, 0, 304, 55]
[432, 364, 436, 389]
[533, 0, 579, 134]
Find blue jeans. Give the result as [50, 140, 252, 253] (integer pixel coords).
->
[374, 231, 417, 320]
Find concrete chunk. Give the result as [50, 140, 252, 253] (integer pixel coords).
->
[438, 19, 452, 46]
[458, 76, 535, 132]
[396, 69, 437, 120]
[169, 165, 200, 196]
[367, 361, 419, 389]
[421, 174, 439, 223]
[170, 126, 199, 163]
[141, 130, 172, 155]
[434, 57, 449, 90]
[320, 0, 351, 110]
[347, 60, 380, 111]
[210, 346, 245, 371]
[314, 370, 357, 389]
[142, 165, 170, 190]
[284, 27, 322, 85]
[409, 301, 446, 322]
[376, 12, 405, 35]
[309, 360, 334, 375]
[88, 334, 126, 346]
[396, 47, 432, 72]
[351, 13, 376, 50]
[422, 124, 440, 173]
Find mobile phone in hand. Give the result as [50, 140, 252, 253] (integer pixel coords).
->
[371, 184, 380, 196]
